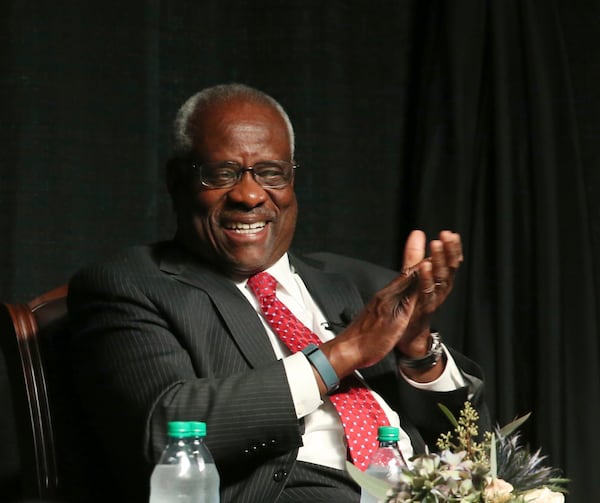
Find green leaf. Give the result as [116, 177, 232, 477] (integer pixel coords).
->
[437, 402, 460, 429]
[499, 412, 531, 438]
[345, 461, 393, 500]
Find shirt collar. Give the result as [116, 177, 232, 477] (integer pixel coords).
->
[267, 253, 300, 297]
[237, 253, 299, 296]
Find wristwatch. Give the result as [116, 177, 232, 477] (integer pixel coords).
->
[397, 332, 444, 369]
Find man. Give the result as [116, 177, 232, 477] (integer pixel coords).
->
[68, 83, 488, 503]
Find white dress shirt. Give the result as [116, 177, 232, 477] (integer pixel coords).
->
[237, 254, 466, 470]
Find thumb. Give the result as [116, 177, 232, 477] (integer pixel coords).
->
[403, 230, 426, 269]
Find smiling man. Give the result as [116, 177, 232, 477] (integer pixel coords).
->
[169, 94, 298, 280]
[68, 83, 489, 503]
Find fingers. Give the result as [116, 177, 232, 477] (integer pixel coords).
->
[383, 229, 463, 318]
[439, 230, 463, 268]
[429, 240, 448, 293]
[402, 227, 461, 260]
[425, 230, 462, 300]
[417, 259, 436, 298]
[401, 230, 462, 301]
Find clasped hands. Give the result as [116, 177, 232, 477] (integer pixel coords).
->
[319, 230, 463, 389]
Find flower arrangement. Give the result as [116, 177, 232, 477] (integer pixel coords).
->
[347, 401, 568, 502]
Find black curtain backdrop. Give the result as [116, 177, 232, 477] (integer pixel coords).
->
[1, 1, 599, 501]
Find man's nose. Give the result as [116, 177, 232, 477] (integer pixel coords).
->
[226, 171, 268, 206]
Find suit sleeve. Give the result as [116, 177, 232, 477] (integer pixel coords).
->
[68, 262, 303, 483]
[394, 348, 490, 451]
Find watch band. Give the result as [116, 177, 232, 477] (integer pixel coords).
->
[301, 343, 340, 394]
[397, 332, 444, 369]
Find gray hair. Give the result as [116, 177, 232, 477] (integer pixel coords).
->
[172, 83, 295, 158]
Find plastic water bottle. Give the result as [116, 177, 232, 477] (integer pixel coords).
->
[149, 421, 220, 503]
[359, 426, 407, 503]
[189, 421, 220, 502]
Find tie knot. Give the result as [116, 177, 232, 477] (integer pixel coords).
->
[247, 271, 277, 299]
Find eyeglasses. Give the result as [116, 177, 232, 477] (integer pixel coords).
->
[191, 160, 298, 189]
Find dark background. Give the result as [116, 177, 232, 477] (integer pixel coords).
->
[1, 1, 599, 501]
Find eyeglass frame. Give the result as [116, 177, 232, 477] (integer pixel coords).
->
[190, 159, 299, 189]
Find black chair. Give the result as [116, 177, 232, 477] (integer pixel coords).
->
[0, 285, 89, 502]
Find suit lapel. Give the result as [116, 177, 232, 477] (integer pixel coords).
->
[290, 253, 363, 334]
[292, 254, 400, 388]
[158, 242, 277, 368]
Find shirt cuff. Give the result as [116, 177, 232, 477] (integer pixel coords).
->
[399, 345, 466, 391]
[282, 352, 323, 418]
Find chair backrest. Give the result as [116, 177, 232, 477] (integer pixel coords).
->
[0, 285, 72, 501]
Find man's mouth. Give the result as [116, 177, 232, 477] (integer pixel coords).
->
[223, 221, 267, 234]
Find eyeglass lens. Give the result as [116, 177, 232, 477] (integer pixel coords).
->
[197, 161, 295, 188]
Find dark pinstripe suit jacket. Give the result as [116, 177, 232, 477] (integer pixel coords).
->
[68, 240, 488, 503]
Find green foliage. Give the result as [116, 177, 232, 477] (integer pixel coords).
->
[347, 402, 569, 503]
[436, 400, 492, 468]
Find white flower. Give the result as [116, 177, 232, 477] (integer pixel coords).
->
[522, 487, 565, 502]
[483, 477, 514, 503]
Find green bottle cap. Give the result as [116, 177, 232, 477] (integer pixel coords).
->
[188, 421, 207, 437]
[377, 426, 400, 442]
[167, 421, 192, 438]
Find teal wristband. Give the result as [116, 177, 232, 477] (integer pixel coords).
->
[301, 343, 340, 394]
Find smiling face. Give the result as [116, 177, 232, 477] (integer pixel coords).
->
[173, 98, 298, 280]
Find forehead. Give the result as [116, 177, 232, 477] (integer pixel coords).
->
[191, 99, 290, 158]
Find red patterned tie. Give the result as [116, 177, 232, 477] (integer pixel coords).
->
[247, 271, 390, 470]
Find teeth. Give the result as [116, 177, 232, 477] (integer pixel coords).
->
[225, 221, 267, 233]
